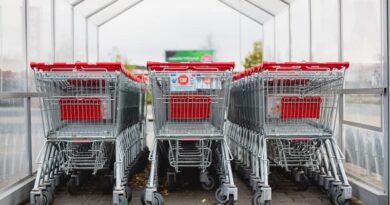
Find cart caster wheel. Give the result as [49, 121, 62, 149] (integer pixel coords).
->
[153, 192, 164, 205]
[125, 186, 132, 202]
[251, 191, 270, 205]
[332, 190, 350, 205]
[141, 191, 164, 205]
[201, 175, 215, 191]
[296, 174, 310, 191]
[42, 189, 54, 205]
[215, 187, 229, 204]
[67, 178, 78, 195]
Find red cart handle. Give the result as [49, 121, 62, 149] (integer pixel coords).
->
[30, 62, 123, 72]
[30, 62, 143, 83]
[258, 61, 350, 72]
[147, 61, 234, 71]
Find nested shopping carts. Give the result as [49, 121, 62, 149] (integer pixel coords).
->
[143, 62, 237, 205]
[29, 62, 148, 205]
[227, 62, 352, 205]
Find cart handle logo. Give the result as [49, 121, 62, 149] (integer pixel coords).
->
[178, 74, 189, 85]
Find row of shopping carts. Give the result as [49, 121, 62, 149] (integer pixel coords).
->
[28, 60, 352, 205]
[226, 62, 352, 205]
[29, 62, 149, 205]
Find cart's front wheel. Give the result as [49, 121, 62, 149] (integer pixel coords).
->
[215, 187, 229, 204]
[201, 175, 215, 191]
[251, 190, 270, 205]
[331, 190, 350, 205]
[42, 189, 54, 205]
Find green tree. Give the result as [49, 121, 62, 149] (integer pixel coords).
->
[243, 41, 263, 69]
[109, 48, 136, 71]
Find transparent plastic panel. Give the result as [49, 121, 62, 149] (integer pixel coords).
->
[275, 8, 289, 61]
[344, 94, 382, 128]
[0, 99, 28, 189]
[99, 0, 262, 71]
[342, 0, 383, 88]
[28, 0, 53, 62]
[311, 0, 338, 61]
[55, 0, 72, 61]
[74, 12, 87, 61]
[263, 18, 275, 61]
[343, 125, 384, 190]
[27, 0, 49, 171]
[87, 23, 98, 62]
[0, 0, 26, 92]
[290, 0, 310, 61]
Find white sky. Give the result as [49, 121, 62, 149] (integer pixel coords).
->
[98, 0, 263, 70]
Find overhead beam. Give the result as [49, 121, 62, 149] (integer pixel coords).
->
[95, 0, 144, 27]
[245, 0, 287, 15]
[217, 0, 273, 25]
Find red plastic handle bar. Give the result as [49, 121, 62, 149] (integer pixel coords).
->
[120, 66, 142, 82]
[147, 61, 234, 71]
[30, 62, 143, 83]
[260, 61, 350, 71]
[30, 62, 123, 72]
[233, 61, 350, 81]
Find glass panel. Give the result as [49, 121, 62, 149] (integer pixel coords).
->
[263, 18, 274, 61]
[275, 8, 289, 61]
[98, 0, 263, 71]
[311, 0, 338, 61]
[28, 0, 51, 172]
[31, 98, 45, 172]
[29, 0, 53, 62]
[55, 0, 72, 61]
[87, 23, 98, 62]
[290, 0, 310, 61]
[343, 125, 384, 190]
[0, 99, 28, 189]
[74, 12, 87, 61]
[0, 0, 26, 92]
[342, 0, 383, 88]
[344, 94, 382, 127]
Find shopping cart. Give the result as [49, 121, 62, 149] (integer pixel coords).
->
[29, 62, 148, 205]
[143, 62, 237, 205]
[226, 62, 352, 205]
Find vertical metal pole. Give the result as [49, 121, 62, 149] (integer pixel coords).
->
[287, 4, 292, 61]
[23, 0, 33, 176]
[86, 20, 88, 61]
[52, 0, 56, 61]
[308, 0, 312, 61]
[71, 6, 75, 61]
[383, 0, 389, 198]
[273, 18, 276, 61]
[238, 13, 242, 69]
[338, 0, 343, 62]
[337, 0, 344, 150]
[97, 26, 99, 61]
